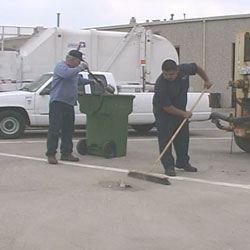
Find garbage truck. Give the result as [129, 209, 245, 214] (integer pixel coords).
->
[210, 30, 250, 152]
[0, 25, 178, 90]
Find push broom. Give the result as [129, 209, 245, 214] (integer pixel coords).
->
[128, 88, 208, 185]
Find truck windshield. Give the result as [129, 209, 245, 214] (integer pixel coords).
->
[20, 74, 53, 92]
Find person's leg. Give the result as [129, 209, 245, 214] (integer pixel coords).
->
[173, 120, 190, 167]
[60, 104, 79, 161]
[155, 114, 176, 175]
[46, 101, 64, 159]
[174, 120, 197, 172]
[60, 104, 74, 157]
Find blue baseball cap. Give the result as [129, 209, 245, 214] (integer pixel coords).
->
[68, 50, 83, 61]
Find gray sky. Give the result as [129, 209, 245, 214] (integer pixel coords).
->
[1, 0, 250, 29]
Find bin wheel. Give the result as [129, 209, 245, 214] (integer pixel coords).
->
[76, 139, 88, 155]
[102, 141, 116, 158]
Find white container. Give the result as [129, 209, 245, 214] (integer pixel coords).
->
[19, 26, 178, 83]
[2, 26, 179, 87]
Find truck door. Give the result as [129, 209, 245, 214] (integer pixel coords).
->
[35, 81, 86, 126]
[34, 80, 51, 126]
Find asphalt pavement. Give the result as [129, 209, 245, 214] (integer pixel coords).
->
[0, 111, 250, 250]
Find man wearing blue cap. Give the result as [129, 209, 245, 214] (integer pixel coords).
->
[46, 50, 93, 164]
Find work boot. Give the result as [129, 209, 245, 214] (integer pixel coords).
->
[175, 163, 197, 172]
[164, 167, 176, 176]
[47, 155, 58, 164]
[60, 154, 79, 162]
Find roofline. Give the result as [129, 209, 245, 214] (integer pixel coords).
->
[82, 13, 250, 30]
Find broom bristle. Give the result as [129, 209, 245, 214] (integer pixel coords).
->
[128, 170, 171, 185]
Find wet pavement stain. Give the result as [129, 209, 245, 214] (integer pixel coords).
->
[98, 180, 141, 191]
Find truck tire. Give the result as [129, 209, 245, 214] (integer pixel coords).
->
[131, 124, 155, 133]
[234, 134, 250, 153]
[0, 111, 25, 139]
[76, 139, 88, 155]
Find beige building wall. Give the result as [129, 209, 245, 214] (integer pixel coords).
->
[95, 14, 250, 107]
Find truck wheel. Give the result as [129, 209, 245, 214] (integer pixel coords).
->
[0, 111, 25, 139]
[234, 134, 250, 153]
[76, 139, 88, 155]
[102, 141, 116, 158]
[131, 124, 155, 133]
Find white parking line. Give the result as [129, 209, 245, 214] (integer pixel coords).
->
[189, 128, 221, 131]
[167, 176, 250, 190]
[0, 152, 249, 190]
[190, 137, 231, 140]
[0, 140, 45, 144]
[0, 137, 232, 144]
[0, 152, 128, 174]
[128, 137, 231, 142]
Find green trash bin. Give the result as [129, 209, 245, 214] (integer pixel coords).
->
[77, 94, 135, 158]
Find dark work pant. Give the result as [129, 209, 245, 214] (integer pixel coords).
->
[46, 101, 75, 157]
[154, 113, 190, 169]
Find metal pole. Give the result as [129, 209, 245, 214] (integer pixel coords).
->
[1, 26, 4, 51]
[57, 13, 60, 27]
[202, 20, 206, 70]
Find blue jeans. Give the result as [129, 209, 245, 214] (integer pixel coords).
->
[154, 113, 190, 169]
[46, 101, 75, 157]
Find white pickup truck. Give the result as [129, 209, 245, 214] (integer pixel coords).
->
[0, 71, 211, 139]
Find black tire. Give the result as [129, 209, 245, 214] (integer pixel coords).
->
[76, 139, 88, 155]
[131, 123, 155, 133]
[234, 134, 250, 153]
[102, 141, 116, 158]
[0, 111, 25, 139]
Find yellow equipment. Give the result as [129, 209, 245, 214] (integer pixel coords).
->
[211, 30, 250, 152]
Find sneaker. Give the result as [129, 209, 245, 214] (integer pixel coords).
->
[47, 156, 58, 164]
[175, 163, 197, 172]
[60, 154, 79, 162]
[164, 167, 176, 176]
